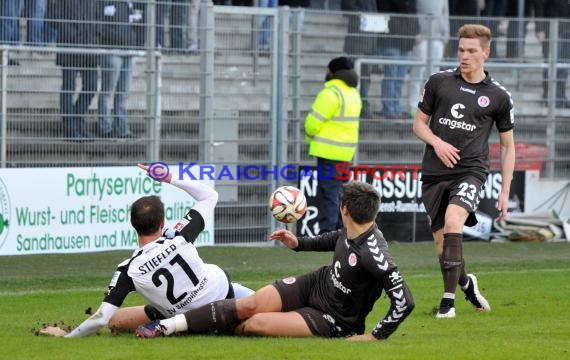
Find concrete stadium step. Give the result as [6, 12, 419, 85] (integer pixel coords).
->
[5, 112, 200, 138]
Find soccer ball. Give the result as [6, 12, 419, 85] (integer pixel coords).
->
[269, 186, 307, 223]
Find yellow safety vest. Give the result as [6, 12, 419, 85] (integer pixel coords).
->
[304, 79, 361, 162]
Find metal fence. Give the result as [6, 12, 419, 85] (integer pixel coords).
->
[0, 2, 569, 243]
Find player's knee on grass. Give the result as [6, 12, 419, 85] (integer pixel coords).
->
[108, 306, 154, 333]
[238, 314, 269, 336]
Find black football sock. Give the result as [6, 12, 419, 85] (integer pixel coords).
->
[458, 258, 468, 288]
[441, 233, 463, 296]
[184, 299, 239, 334]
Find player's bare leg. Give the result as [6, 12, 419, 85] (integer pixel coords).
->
[235, 284, 283, 319]
[236, 311, 312, 337]
[109, 306, 151, 333]
[137, 284, 283, 337]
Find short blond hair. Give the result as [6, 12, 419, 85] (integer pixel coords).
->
[458, 24, 492, 49]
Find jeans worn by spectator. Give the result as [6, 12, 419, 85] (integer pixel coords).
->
[257, 0, 277, 50]
[0, 0, 22, 44]
[187, 0, 200, 52]
[381, 47, 411, 118]
[315, 158, 347, 234]
[156, 0, 188, 49]
[25, 0, 47, 45]
[99, 55, 134, 138]
[0, 0, 47, 45]
[61, 66, 98, 138]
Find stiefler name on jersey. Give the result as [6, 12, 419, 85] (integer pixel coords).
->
[139, 243, 177, 274]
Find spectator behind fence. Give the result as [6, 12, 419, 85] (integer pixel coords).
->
[536, 0, 570, 108]
[0, 0, 47, 48]
[481, 0, 506, 58]
[280, 0, 310, 31]
[187, 0, 200, 53]
[305, 57, 361, 234]
[45, 0, 58, 44]
[1, 0, 48, 65]
[0, 0, 21, 65]
[448, 0, 481, 58]
[408, 0, 449, 118]
[54, 0, 101, 140]
[257, 0, 277, 52]
[341, 0, 378, 118]
[505, 0, 538, 59]
[98, 0, 142, 140]
[156, 0, 188, 50]
[24, 0, 48, 45]
[377, 0, 419, 119]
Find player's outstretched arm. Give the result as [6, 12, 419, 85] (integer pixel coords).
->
[39, 326, 68, 337]
[40, 302, 119, 338]
[371, 281, 415, 340]
[138, 163, 172, 183]
[139, 162, 218, 226]
[269, 229, 299, 249]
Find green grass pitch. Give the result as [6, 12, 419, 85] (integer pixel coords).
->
[1, 241, 569, 359]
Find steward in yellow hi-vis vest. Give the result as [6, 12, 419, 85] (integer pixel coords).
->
[304, 57, 362, 234]
[305, 57, 362, 162]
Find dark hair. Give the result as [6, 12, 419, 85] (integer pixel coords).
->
[339, 181, 380, 224]
[458, 24, 492, 50]
[327, 56, 354, 74]
[130, 195, 165, 236]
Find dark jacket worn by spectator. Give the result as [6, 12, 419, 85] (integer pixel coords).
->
[376, 0, 419, 118]
[98, 0, 138, 49]
[54, 0, 102, 67]
[53, 0, 102, 139]
[377, 0, 419, 53]
[535, 0, 570, 106]
[341, 0, 378, 56]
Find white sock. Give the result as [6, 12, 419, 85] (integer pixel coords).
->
[232, 282, 255, 298]
[160, 314, 188, 335]
[443, 292, 455, 300]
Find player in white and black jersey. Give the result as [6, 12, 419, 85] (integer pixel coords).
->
[412, 24, 516, 318]
[136, 181, 414, 341]
[40, 163, 253, 337]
